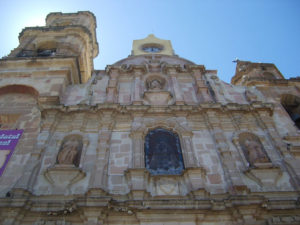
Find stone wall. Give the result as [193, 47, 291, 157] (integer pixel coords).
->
[0, 12, 300, 225]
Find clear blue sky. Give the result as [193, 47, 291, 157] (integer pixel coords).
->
[0, 0, 299, 83]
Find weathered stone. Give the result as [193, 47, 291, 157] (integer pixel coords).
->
[0, 11, 299, 225]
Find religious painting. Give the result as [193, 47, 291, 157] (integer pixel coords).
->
[144, 128, 184, 175]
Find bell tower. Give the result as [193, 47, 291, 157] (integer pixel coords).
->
[131, 34, 174, 56]
[6, 11, 98, 84]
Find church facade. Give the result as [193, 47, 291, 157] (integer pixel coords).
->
[0, 11, 300, 225]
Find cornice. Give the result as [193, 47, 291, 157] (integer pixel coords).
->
[105, 65, 148, 75]
[19, 25, 93, 45]
[183, 64, 206, 74]
[38, 102, 274, 116]
[46, 11, 97, 27]
[162, 64, 184, 74]
[0, 188, 299, 212]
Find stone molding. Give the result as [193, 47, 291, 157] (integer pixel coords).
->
[125, 167, 207, 198]
[44, 165, 86, 192]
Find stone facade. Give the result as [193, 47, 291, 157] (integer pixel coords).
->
[0, 11, 300, 225]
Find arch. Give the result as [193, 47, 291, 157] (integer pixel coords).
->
[144, 128, 185, 175]
[281, 94, 300, 129]
[0, 85, 39, 99]
[133, 118, 193, 137]
[130, 118, 196, 170]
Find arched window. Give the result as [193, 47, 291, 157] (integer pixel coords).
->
[281, 94, 300, 129]
[144, 128, 184, 175]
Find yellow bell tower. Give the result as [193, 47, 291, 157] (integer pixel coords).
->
[131, 34, 174, 56]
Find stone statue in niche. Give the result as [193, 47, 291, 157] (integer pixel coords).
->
[239, 134, 270, 166]
[244, 139, 269, 164]
[149, 79, 163, 90]
[146, 76, 166, 91]
[57, 135, 83, 167]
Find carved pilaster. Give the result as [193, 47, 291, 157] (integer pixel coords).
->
[71, 112, 86, 131]
[41, 110, 59, 131]
[204, 111, 236, 193]
[132, 71, 142, 105]
[15, 110, 59, 191]
[167, 68, 184, 105]
[88, 111, 114, 190]
[125, 168, 149, 200]
[191, 68, 212, 102]
[106, 68, 119, 103]
[182, 136, 197, 168]
[130, 131, 144, 168]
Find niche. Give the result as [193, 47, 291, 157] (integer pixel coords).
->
[238, 133, 270, 167]
[281, 94, 300, 129]
[56, 135, 83, 167]
[143, 75, 173, 105]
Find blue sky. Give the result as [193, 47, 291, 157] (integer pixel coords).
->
[0, 0, 299, 83]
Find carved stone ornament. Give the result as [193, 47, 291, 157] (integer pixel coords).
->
[156, 177, 179, 195]
[44, 164, 86, 191]
[143, 91, 173, 105]
[149, 167, 206, 196]
[143, 75, 173, 105]
[146, 75, 166, 91]
[243, 164, 283, 188]
[44, 135, 86, 192]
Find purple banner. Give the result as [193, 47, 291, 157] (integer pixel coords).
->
[0, 130, 23, 176]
